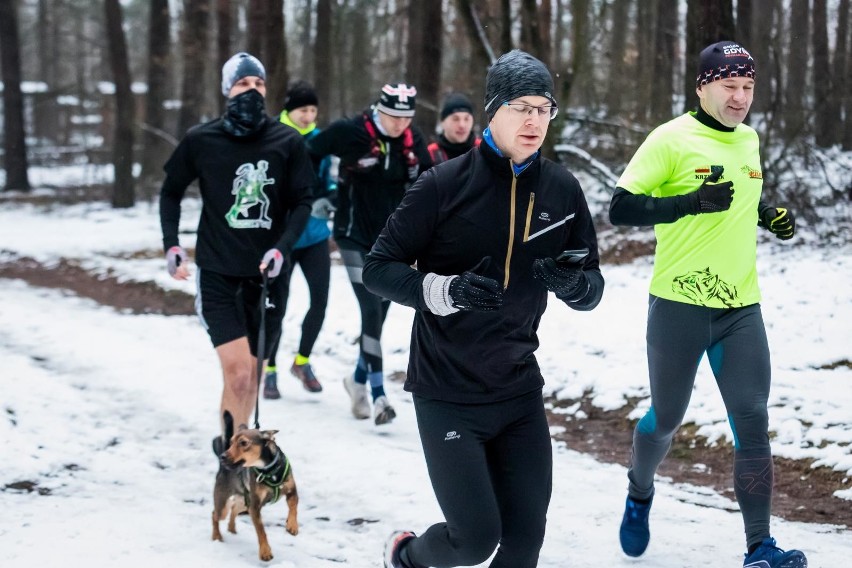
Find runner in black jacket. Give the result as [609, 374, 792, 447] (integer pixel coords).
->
[368, 50, 604, 568]
[306, 83, 431, 426]
[159, 53, 315, 448]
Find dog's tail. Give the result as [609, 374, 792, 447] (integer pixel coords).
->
[222, 410, 235, 443]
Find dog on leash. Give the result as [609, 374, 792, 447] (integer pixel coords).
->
[212, 411, 299, 561]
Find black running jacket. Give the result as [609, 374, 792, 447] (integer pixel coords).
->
[363, 140, 604, 404]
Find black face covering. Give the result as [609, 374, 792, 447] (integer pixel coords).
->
[222, 89, 267, 137]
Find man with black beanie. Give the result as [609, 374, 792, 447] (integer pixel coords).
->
[426, 92, 480, 166]
[366, 49, 603, 568]
[609, 41, 806, 567]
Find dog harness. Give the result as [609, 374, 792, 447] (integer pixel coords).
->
[250, 449, 291, 505]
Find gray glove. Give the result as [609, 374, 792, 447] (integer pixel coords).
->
[166, 246, 187, 277]
[261, 248, 287, 278]
[311, 197, 336, 220]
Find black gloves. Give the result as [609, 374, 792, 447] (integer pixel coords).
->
[689, 167, 734, 214]
[759, 206, 795, 240]
[532, 257, 588, 301]
[448, 272, 503, 311]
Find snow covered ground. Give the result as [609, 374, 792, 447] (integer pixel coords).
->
[1, 196, 850, 567]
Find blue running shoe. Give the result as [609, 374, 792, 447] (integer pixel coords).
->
[619, 494, 652, 557]
[263, 370, 281, 399]
[743, 538, 807, 568]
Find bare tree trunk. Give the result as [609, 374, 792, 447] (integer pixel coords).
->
[840, 0, 852, 150]
[215, 0, 231, 115]
[35, 0, 58, 143]
[178, 0, 210, 136]
[538, 0, 552, 69]
[569, 0, 590, 108]
[812, 0, 832, 147]
[520, 0, 543, 57]
[500, 0, 512, 54]
[300, 0, 314, 81]
[140, 0, 172, 187]
[636, 0, 657, 121]
[407, 0, 442, 137]
[105, 0, 135, 208]
[314, 0, 332, 125]
[349, 0, 372, 112]
[247, 0, 264, 59]
[606, 0, 630, 116]
[750, 0, 776, 114]
[552, 0, 570, 108]
[784, 0, 809, 141]
[0, 0, 31, 191]
[684, 0, 735, 112]
[264, 0, 288, 113]
[651, 0, 677, 123]
[454, 0, 495, 66]
[736, 0, 752, 48]
[216, 0, 231, 71]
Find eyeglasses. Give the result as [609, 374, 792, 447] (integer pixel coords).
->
[502, 102, 558, 120]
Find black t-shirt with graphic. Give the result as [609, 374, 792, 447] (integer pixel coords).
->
[160, 117, 315, 277]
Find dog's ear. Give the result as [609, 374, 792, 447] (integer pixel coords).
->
[222, 410, 235, 442]
[261, 430, 278, 441]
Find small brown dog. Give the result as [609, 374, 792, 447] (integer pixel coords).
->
[212, 411, 299, 561]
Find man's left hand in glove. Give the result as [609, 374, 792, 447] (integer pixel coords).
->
[759, 205, 795, 240]
[260, 248, 289, 278]
[533, 257, 589, 302]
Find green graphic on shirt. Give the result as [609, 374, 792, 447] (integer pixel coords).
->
[672, 267, 739, 307]
[226, 160, 274, 229]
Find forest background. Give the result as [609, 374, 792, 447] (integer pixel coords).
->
[0, 0, 850, 240]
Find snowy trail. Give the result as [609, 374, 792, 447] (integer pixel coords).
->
[1, 277, 849, 567]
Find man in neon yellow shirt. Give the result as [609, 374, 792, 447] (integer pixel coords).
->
[610, 41, 805, 568]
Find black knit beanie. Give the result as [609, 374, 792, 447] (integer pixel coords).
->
[484, 50, 556, 121]
[696, 41, 756, 87]
[440, 92, 474, 120]
[284, 80, 319, 111]
[221, 52, 266, 97]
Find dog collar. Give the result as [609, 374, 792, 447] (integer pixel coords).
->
[252, 450, 291, 504]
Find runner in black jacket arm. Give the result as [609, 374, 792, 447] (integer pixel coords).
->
[306, 83, 431, 426]
[159, 53, 315, 449]
[367, 50, 603, 568]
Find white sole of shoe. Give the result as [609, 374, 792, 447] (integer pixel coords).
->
[343, 377, 370, 420]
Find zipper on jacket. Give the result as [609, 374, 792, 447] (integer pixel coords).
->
[522, 192, 535, 242]
[504, 166, 518, 289]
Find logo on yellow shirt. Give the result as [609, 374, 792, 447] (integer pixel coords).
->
[694, 165, 725, 180]
[740, 164, 763, 179]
